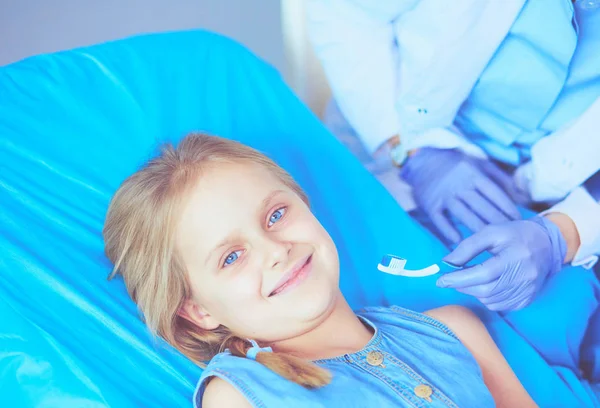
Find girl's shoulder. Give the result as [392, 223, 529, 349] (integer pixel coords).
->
[200, 376, 253, 408]
[194, 350, 307, 408]
[193, 351, 263, 408]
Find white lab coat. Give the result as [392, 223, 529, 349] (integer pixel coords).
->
[307, 0, 600, 267]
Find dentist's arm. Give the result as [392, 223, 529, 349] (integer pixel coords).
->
[543, 212, 581, 264]
[306, 0, 408, 153]
[515, 97, 600, 202]
[437, 97, 600, 312]
[435, 198, 598, 312]
[542, 186, 600, 268]
[514, 97, 600, 268]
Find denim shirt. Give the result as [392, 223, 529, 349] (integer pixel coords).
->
[193, 306, 495, 407]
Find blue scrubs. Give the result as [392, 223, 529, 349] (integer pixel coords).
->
[455, 0, 600, 166]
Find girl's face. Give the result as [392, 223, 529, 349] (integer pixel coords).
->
[176, 161, 340, 342]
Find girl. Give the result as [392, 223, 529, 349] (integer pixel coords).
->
[103, 133, 536, 407]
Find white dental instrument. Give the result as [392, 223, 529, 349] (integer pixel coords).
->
[377, 254, 460, 278]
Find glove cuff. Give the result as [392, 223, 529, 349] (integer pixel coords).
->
[527, 216, 567, 277]
[400, 147, 456, 185]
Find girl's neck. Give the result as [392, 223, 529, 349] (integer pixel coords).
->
[270, 293, 374, 361]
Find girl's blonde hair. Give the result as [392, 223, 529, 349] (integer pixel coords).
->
[103, 133, 331, 388]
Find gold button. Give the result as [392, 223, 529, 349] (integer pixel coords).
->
[414, 384, 433, 402]
[366, 351, 384, 367]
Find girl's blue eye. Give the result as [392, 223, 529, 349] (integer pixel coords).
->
[268, 208, 286, 227]
[223, 250, 242, 267]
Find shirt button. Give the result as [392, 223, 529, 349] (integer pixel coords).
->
[366, 351, 385, 367]
[414, 384, 433, 402]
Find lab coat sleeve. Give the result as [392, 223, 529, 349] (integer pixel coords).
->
[543, 187, 600, 269]
[519, 97, 600, 202]
[405, 125, 487, 159]
[306, 0, 412, 153]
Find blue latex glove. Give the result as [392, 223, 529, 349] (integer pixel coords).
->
[401, 148, 522, 243]
[584, 169, 600, 201]
[437, 217, 567, 311]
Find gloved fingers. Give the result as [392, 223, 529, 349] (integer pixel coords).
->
[460, 189, 511, 225]
[436, 256, 505, 289]
[481, 160, 532, 207]
[484, 295, 532, 312]
[454, 280, 502, 298]
[478, 160, 515, 191]
[446, 198, 486, 233]
[483, 301, 513, 312]
[480, 284, 537, 311]
[510, 296, 536, 311]
[442, 226, 497, 266]
[477, 286, 525, 307]
[473, 176, 520, 220]
[430, 210, 461, 244]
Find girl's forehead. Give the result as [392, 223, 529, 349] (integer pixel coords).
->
[177, 163, 290, 236]
[191, 161, 288, 198]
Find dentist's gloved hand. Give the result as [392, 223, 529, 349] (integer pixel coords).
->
[437, 217, 567, 312]
[401, 147, 522, 243]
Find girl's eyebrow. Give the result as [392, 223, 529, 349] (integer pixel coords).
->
[259, 189, 285, 215]
[206, 231, 241, 267]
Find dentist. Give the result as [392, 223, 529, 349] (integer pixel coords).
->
[308, 0, 600, 311]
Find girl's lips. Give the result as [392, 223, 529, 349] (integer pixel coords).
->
[269, 255, 313, 297]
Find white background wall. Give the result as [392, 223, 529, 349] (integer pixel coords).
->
[0, 0, 330, 115]
[281, 0, 331, 117]
[0, 0, 284, 71]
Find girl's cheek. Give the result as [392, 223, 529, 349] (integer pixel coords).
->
[230, 266, 262, 295]
[293, 214, 322, 233]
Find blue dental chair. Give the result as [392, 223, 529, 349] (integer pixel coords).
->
[1, 30, 598, 407]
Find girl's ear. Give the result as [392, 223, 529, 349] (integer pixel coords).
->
[178, 300, 220, 330]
